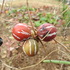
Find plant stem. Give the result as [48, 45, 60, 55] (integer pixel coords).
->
[1, 0, 5, 13]
[38, 37, 46, 53]
[9, 0, 13, 10]
[43, 60, 70, 64]
[26, 0, 36, 35]
[54, 39, 70, 53]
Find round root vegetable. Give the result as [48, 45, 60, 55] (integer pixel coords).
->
[12, 23, 31, 41]
[37, 23, 57, 41]
[22, 39, 38, 56]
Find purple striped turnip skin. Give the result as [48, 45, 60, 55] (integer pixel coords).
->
[37, 23, 57, 42]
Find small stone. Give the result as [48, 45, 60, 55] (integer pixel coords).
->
[1, 54, 7, 58]
[40, 68, 45, 70]
[3, 50, 7, 54]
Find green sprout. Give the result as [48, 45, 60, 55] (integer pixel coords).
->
[43, 60, 70, 65]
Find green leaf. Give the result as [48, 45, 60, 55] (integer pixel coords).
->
[41, 21, 47, 24]
[35, 21, 42, 27]
[12, 9, 17, 13]
[37, 13, 43, 17]
[40, 17, 47, 21]
[46, 13, 53, 18]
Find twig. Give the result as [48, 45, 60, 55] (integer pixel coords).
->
[17, 49, 70, 70]
[26, 0, 36, 35]
[43, 49, 70, 64]
[9, 0, 13, 10]
[1, 0, 5, 13]
[1, 63, 5, 70]
[0, 59, 18, 70]
[41, 27, 53, 40]
[65, 21, 70, 28]
[26, 0, 47, 55]
[59, 5, 69, 17]
[17, 49, 58, 70]
[54, 39, 70, 53]
[38, 37, 46, 53]
[0, 49, 70, 70]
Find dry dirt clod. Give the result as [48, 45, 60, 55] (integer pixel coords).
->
[40, 68, 45, 70]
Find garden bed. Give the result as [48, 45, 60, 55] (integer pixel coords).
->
[0, 1, 70, 70]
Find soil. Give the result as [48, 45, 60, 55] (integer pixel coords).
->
[7, 0, 61, 7]
[0, 0, 70, 70]
[0, 20, 70, 70]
